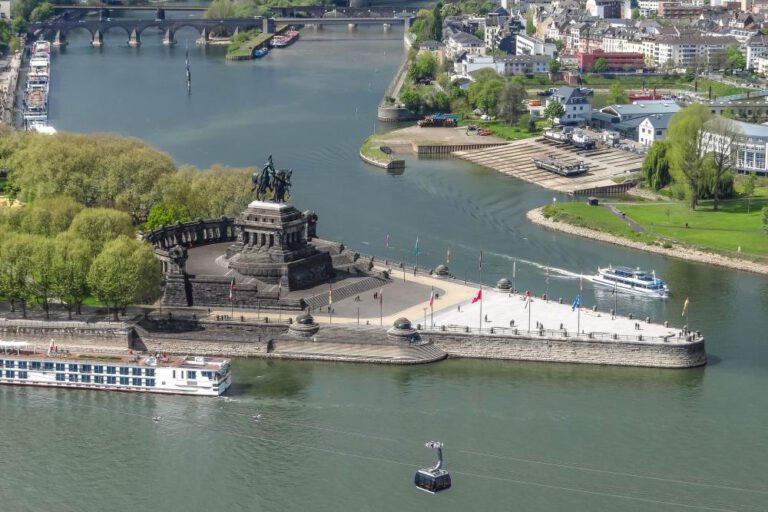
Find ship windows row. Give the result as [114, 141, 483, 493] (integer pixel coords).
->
[0, 361, 156, 376]
[52, 374, 156, 386]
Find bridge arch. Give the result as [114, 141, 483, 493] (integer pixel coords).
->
[63, 25, 96, 41]
[100, 24, 132, 39]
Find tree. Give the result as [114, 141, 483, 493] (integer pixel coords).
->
[51, 234, 92, 319]
[28, 237, 56, 319]
[668, 104, 711, 210]
[88, 236, 161, 321]
[554, 40, 564, 52]
[543, 101, 565, 124]
[205, 0, 237, 19]
[702, 116, 740, 211]
[498, 79, 527, 125]
[145, 202, 192, 231]
[548, 58, 561, 74]
[725, 44, 746, 73]
[18, 196, 83, 236]
[642, 141, 672, 190]
[763, 206, 768, 233]
[467, 69, 505, 116]
[0, 233, 35, 317]
[526, 7, 536, 35]
[11, 17, 26, 36]
[400, 86, 422, 113]
[593, 57, 608, 73]
[408, 52, 438, 83]
[632, 7, 640, 19]
[527, 116, 536, 132]
[430, 4, 443, 42]
[29, 2, 54, 22]
[68, 208, 135, 256]
[607, 82, 627, 104]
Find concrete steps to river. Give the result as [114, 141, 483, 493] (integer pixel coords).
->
[270, 338, 446, 364]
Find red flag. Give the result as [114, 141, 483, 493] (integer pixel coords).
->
[429, 287, 434, 307]
[379, 287, 383, 303]
[228, 277, 236, 301]
[471, 289, 482, 304]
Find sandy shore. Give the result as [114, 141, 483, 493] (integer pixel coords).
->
[527, 207, 768, 275]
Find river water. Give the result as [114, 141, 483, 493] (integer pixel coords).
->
[2, 25, 767, 512]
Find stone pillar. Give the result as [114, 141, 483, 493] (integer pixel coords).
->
[91, 29, 103, 47]
[162, 28, 175, 46]
[383, 23, 391, 32]
[53, 30, 67, 47]
[262, 17, 276, 34]
[128, 27, 141, 47]
[155, 8, 166, 21]
[348, 23, 357, 31]
[198, 27, 209, 46]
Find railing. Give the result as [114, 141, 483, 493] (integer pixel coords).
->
[418, 324, 702, 345]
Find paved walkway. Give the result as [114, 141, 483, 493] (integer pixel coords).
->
[604, 205, 646, 234]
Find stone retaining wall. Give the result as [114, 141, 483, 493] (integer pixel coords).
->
[0, 318, 132, 347]
[430, 331, 706, 368]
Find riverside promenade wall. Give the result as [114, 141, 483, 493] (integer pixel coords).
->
[0, 318, 134, 349]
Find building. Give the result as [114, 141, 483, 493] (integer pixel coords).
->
[460, 54, 550, 76]
[0, 1, 10, 19]
[586, 0, 625, 18]
[547, 86, 592, 125]
[755, 55, 768, 75]
[444, 30, 486, 60]
[649, 34, 737, 68]
[591, 100, 681, 139]
[578, 50, 646, 71]
[638, 114, 674, 146]
[516, 33, 557, 57]
[703, 118, 768, 176]
[418, 40, 446, 66]
[745, 33, 768, 70]
[638, 0, 661, 13]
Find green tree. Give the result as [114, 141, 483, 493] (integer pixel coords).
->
[702, 116, 739, 211]
[593, 57, 608, 73]
[88, 236, 161, 321]
[0, 233, 35, 317]
[205, 0, 237, 19]
[11, 17, 26, 35]
[642, 141, 672, 190]
[525, 7, 536, 35]
[51, 234, 92, 319]
[632, 7, 640, 19]
[29, 2, 54, 22]
[744, 172, 757, 198]
[145, 202, 192, 231]
[28, 236, 56, 319]
[725, 44, 746, 72]
[430, 3, 443, 42]
[399, 86, 421, 113]
[498, 78, 527, 125]
[607, 82, 627, 104]
[554, 40, 564, 52]
[408, 51, 438, 83]
[467, 69, 505, 115]
[543, 101, 565, 124]
[527, 116, 536, 132]
[667, 104, 711, 210]
[68, 208, 135, 256]
[548, 58, 561, 74]
[18, 196, 83, 236]
[762, 206, 768, 233]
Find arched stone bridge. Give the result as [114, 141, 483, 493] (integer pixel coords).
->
[30, 17, 273, 47]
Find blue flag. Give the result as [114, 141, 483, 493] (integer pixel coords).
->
[571, 294, 580, 312]
[414, 236, 420, 257]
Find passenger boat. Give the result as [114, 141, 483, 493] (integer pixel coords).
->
[32, 40, 51, 57]
[591, 266, 669, 298]
[271, 30, 299, 48]
[532, 154, 589, 176]
[0, 341, 232, 396]
[543, 127, 572, 143]
[252, 46, 269, 58]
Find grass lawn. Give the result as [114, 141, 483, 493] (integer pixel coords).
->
[82, 296, 107, 307]
[226, 32, 272, 58]
[474, 117, 545, 140]
[360, 134, 395, 165]
[542, 203, 654, 243]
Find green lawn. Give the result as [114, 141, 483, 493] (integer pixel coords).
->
[542, 203, 654, 243]
[360, 134, 395, 165]
[474, 117, 545, 140]
[226, 32, 272, 59]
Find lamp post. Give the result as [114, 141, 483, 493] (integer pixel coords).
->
[423, 307, 427, 328]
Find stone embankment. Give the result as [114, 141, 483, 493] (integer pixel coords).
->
[0, 50, 23, 126]
[527, 206, 768, 275]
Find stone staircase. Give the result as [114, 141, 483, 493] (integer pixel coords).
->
[270, 339, 446, 364]
[304, 276, 388, 310]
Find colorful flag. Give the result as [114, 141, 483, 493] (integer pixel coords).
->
[328, 282, 333, 305]
[429, 287, 435, 307]
[471, 289, 482, 304]
[446, 247, 451, 264]
[524, 290, 531, 309]
[228, 277, 236, 301]
[682, 296, 689, 317]
[572, 294, 581, 312]
[379, 287, 384, 303]
[414, 236, 420, 257]
[385, 233, 390, 249]
[478, 250, 484, 270]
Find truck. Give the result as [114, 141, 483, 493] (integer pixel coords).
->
[418, 113, 459, 128]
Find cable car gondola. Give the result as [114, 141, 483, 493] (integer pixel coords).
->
[414, 441, 452, 494]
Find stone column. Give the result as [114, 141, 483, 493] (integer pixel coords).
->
[53, 30, 67, 47]
[128, 27, 141, 47]
[91, 29, 103, 47]
[162, 28, 175, 46]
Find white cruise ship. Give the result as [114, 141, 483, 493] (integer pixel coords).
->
[0, 342, 232, 396]
[592, 266, 670, 298]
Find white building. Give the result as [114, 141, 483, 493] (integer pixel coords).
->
[648, 35, 738, 68]
[638, 114, 673, 146]
[0, 0, 10, 18]
[755, 55, 768, 75]
[703, 118, 768, 176]
[516, 33, 557, 57]
[461, 54, 550, 75]
[746, 33, 768, 71]
[444, 30, 486, 60]
[547, 86, 592, 125]
[638, 0, 661, 13]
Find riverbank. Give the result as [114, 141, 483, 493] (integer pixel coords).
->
[0, 50, 23, 127]
[527, 206, 768, 275]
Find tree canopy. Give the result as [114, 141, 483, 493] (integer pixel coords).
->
[593, 57, 607, 73]
[667, 104, 710, 209]
[468, 69, 505, 116]
[642, 141, 672, 191]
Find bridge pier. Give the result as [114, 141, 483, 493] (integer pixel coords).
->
[347, 23, 357, 31]
[262, 17, 276, 34]
[128, 27, 141, 47]
[52, 30, 67, 47]
[383, 23, 391, 32]
[162, 28, 175, 46]
[197, 28, 209, 46]
[99, 8, 109, 21]
[155, 8, 166, 21]
[91, 29, 103, 47]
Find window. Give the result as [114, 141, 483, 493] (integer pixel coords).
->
[94, 365, 104, 374]
[68, 374, 77, 382]
[119, 367, 130, 375]
[5, 370, 14, 378]
[31, 361, 41, 370]
[17, 361, 27, 369]
[4, 360, 14, 368]
[68, 364, 77, 372]
[145, 369, 155, 377]
[18, 371, 27, 379]
[94, 376, 104, 384]
[656, 130, 662, 136]
[132, 368, 142, 376]
[56, 373, 65, 382]
[187, 371, 197, 380]
[119, 377, 129, 385]
[81, 375, 91, 383]
[107, 366, 116, 375]
[132, 378, 141, 386]
[56, 363, 65, 371]
[201, 371, 213, 379]
[145, 379, 156, 387]
[107, 376, 117, 385]
[80, 365, 91, 373]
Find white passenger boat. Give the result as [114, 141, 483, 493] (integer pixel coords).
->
[0, 342, 232, 396]
[592, 266, 670, 298]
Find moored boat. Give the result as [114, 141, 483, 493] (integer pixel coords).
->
[592, 266, 670, 298]
[271, 30, 300, 48]
[531, 154, 588, 176]
[0, 342, 232, 396]
[543, 127, 572, 143]
[253, 46, 269, 58]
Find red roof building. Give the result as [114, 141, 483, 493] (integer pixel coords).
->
[577, 50, 646, 72]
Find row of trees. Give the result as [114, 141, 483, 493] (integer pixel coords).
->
[0, 202, 160, 320]
[204, 0, 328, 19]
[409, 4, 442, 45]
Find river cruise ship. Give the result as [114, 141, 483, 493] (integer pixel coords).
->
[0, 342, 232, 396]
[592, 266, 670, 298]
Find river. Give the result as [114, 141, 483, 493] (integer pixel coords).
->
[2, 24, 767, 512]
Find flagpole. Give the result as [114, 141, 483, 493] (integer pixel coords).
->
[479, 250, 483, 331]
[380, 294, 383, 326]
[513, 259, 517, 294]
[528, 296, 531, 332]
